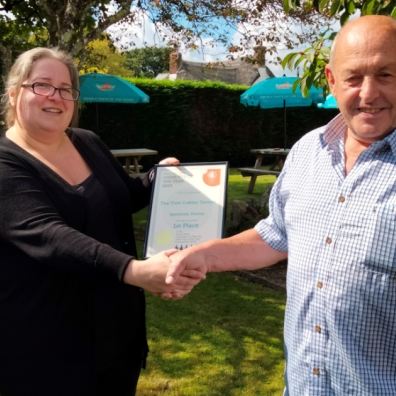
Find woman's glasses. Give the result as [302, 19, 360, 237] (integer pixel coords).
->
[21, 82, 80, 101]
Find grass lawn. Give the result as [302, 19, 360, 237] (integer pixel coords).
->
[134, 169, 286, 395]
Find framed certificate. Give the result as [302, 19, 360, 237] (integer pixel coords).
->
[144, 162, 228, 257]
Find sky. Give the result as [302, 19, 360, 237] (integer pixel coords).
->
[107, 6, 340, 77]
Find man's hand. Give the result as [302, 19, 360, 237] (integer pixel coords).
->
[165, 248, 209, 287]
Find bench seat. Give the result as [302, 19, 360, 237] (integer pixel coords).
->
[238, 167, 280, 193]
[238, 167, 280, 177]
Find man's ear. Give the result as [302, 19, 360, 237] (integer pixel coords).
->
[325, 65, 336, 96]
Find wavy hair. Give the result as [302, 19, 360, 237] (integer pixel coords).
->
[1, 47, 79, 129]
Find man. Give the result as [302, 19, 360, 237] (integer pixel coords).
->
[166, 15, 396, 395]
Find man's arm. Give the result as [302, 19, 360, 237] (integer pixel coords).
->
[166, 228, 287, 284]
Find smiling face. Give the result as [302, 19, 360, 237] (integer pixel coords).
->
[325, 16, 396, 145]
[9, 57, 75, 137]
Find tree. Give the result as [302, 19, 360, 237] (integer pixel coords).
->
[0, 11, 48, 90]
[77, 36, 131, 76]
[0, 0, 330, 68]
[284, 0, 396, 25]
[124, 47, 171, 78]
[0, 1, 133, 57]
[281, 0, 396, 94]
[4, 0, 384, 93]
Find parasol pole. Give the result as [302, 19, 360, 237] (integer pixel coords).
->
[283, 99, 287, 149]
[95, 103, 99, 132]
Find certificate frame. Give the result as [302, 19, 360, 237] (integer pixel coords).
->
[143, 162, 228, 257]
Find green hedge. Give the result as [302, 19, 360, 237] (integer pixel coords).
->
[78, 79, 338, 167]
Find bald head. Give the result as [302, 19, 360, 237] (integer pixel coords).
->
[330, 15, 396, 68]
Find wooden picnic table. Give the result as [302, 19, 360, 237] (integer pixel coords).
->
[239, 148, 290, 193]
[110, 148, 158, 174]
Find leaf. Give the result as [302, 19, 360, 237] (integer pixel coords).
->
[281, 52, 300, 69]
[347, 0, 356, 14]
[362, 0, 378, 15]
[330, 0, 341, 16]
[303, 0, 314, 12]
[300, 76, 309, 97]
[283, 0, 295, 13]
[318, 0, 332, 13]
[294, 56, 306, 69]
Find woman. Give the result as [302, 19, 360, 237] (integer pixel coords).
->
[0, 47, 200, 396]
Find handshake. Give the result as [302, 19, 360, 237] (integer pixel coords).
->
[122, 229, 277, 298]
[123, 247, 209, 299]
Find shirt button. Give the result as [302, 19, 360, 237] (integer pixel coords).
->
[338, 195, 345, 203]
[325, 236, 332, 244]
[317, 281, 323, 289]
[312, 367, 320, 376]
[314, 325, 322, 333]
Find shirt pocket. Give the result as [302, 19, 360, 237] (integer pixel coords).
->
[363, 203, 396, 274]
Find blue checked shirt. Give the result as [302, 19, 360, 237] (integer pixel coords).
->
[255, 114, 396, 395]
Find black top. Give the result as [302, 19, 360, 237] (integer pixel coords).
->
[0, 128, 152, 396]
[74, 173, 120, 247]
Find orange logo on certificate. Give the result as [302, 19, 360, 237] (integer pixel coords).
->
[203, 168, 221, 186]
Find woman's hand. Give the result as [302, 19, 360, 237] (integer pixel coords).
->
[158, 157, 180, 166]
[123, 250, 205, 298]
